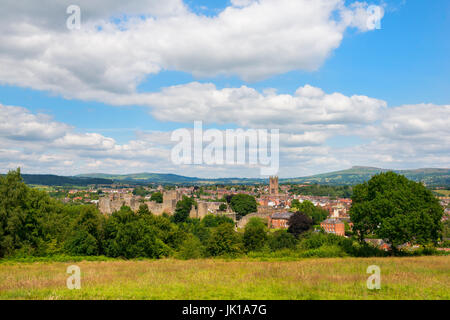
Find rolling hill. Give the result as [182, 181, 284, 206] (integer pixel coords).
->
[5, 166, 448, 187]
[77, 166, 449, 187]
[18, 174, 113, 186]
[282, 166, 450, 186]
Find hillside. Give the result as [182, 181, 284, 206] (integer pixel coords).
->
[76, 173, 264, 185]
[6, 166, 448, 187]
[77, 167, 449, 187]
[283, 167, 450, 186]
[19, 174, 113, 186]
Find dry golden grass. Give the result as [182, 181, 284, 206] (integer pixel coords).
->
[0, 256, 449, 300]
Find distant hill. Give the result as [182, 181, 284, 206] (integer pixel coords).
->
[75, 173, 264, 185]
[77, 167, 450, 187]
[282, 166, 450, 186]
[6, 166, 448, 187]
[19, 174, 113, 186]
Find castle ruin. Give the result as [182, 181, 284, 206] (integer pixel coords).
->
[98, 189, 227, 219]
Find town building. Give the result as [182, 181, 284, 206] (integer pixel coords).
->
[269, 176, 279, 195]
[320, 218, 345, 236]
[268, 211, 294, 229]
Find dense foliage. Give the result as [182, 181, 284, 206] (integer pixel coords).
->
[150, 192, 163, 203]
[350, 172, 444, 249]
[229, 194, 257, 218]
[132, 186, 151, 197]
[0, 169, 446, 260]
[287, 212, 314, 238]
[290, 200, 328, 224]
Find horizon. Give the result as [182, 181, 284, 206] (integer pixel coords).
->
[10, 165, 450, 180]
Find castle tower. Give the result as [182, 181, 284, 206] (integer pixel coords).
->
[269, 176, 279, 195]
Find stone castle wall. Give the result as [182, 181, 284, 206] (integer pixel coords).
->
[98, 190, 228, 219]
[236, 212, 270, 229]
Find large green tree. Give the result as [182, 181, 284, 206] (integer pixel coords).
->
[230, 194, 257, 218]
[150, 192, 163, 203]
[243, 217, 268, 252]
[173, 196, 196, 223]
[65, 205, 104, 256]
[0, 169, 68, 257]
[206, 223, 242, 256]
[103, 206, 169, 259]
[350, 172, 443, 249]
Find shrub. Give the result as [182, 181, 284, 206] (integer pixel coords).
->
[176, 235, 205, 260]
[268, 230, 297, 251]
[300, 245, 348, 258]
[64, 230, 99, 256]
[243, 218, 268, 252]
[201, 214, 234, 228]
[206, 223, 242, 257]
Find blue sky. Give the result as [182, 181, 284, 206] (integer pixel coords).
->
[0, 0, 448, 177]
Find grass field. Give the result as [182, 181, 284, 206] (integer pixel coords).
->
[0, 256, 449, 300]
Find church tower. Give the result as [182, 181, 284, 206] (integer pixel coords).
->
[269, 176, 279, 195]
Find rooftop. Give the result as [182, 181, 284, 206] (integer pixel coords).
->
[271, 212, 294, 220]
[321, 218, 344, 224]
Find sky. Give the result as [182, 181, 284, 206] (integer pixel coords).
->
[0, 0, 449, 178]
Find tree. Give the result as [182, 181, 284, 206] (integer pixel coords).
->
[0, 168, 65, 257]
[443, 219, 450, 239]
[133, 186, 150, 197]
[225, 194, 233, 204]
[173, 196, 196, 223]
[137, 203, 152, 216]
[103, 206, 169, 259]
[65, 229, 99, 256]
[150, 192, 163, 203]
[350, 172, 444, 250]
[65, 205, 103, 255]
[243, 217, 268, 252]
[206, 223, 242, 256]
[201, 214, 234, 228]
[287, 212, 313, 238]
[230, 194, 257, 218]
[291, 200, 328, 224]
[176, 234, 205, 260]
[291, 199, 301, 208]
[268, 230, 297, 250]
[219, 203, 227, 212]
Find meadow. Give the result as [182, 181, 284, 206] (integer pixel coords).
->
[0, 256, 449, 300]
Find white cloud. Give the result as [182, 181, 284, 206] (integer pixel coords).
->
[0, 97, 448, 177]
[231, 0, 258, 8]
[54, 133, 116, 150]
[0, 0, 383, 101]
[0, 104, 70, 141]
[134, 83, 387, 132]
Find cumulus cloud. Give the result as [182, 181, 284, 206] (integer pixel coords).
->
[0, 0, 187, 31]
[133, 83, 387, 132]
[0, 104, 71, 141]
[0, 0, 383, 101]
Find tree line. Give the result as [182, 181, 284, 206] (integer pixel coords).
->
[0, 169, 446, 260]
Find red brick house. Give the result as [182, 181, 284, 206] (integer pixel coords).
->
[320, 218, 345, 236]
[268, 212, 294, 229]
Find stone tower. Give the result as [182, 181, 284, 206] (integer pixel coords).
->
[269, 176, 279, 195]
